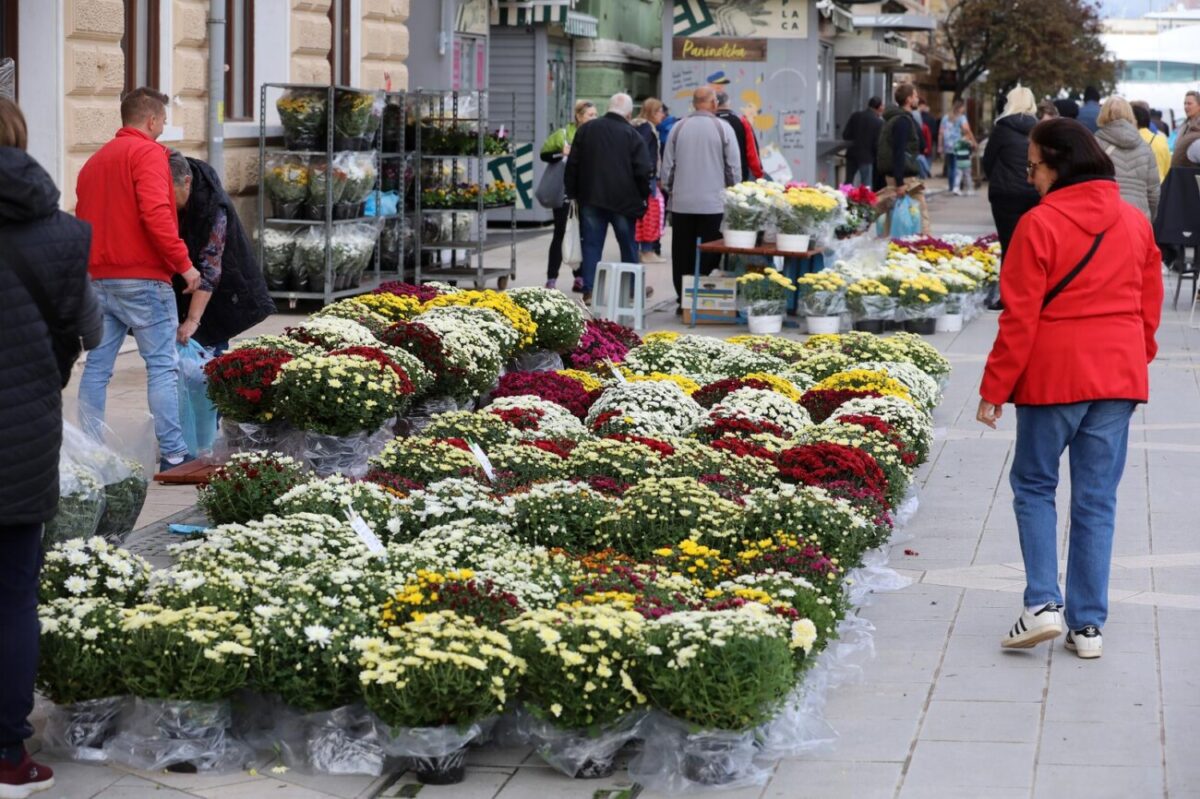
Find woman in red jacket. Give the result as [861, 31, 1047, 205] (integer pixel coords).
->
[978, 118, 1162, 660]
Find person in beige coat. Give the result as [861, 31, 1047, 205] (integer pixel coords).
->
[1094, 97, 1159, 222]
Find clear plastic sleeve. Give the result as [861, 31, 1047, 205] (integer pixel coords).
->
[276, 88, 328, 151]
[43, 463, 106, 545]
[217, 419, 288, 457]
[374, 720, 483, 785]
[397, 396, 460, 437]
[341, 153, 379, 205]
[260, 228, 298, 290]
[263, 153, 311, 217]
[42, 696, 128, 762]
[628, 712, 770, 792]
[103, 698, 253, 773]
[296, 705, 386, 776]
[799, 292, 847, 317]
[848, 295, 897, 321]
[509, 350, 565, 374]
[524, 710, 644, 780]
[299, 423, 393, 479]
[291, 227, 325, 292]
[59, 421, 147, 543]
[897, 301, 946, 321]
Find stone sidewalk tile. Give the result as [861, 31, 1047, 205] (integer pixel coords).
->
[918, 699, 1042, 744]
[1033, 765, 1165, 799]
[899, 740, 1038, 793]
[1038, 720, 1164, 767]
[766, 760, 902, 799]
[70, 774, 202, 799]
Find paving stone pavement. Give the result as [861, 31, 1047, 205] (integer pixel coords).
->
[33, 191, 1200, 798]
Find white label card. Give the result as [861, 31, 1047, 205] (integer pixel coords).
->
[345, 505, 386, 557]
[606, 359, 627, 383]
[466, 440, 496, 482]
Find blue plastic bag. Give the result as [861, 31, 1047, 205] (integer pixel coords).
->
[877, 195, 922, 239]
[364, 191, 400, 217]
[177, 340, 218, 457]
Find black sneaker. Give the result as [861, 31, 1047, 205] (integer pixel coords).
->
[1064, 625, 1102, 659]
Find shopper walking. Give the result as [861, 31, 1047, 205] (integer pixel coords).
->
[715, 91, 763, 182]
[1168, 91, 1200, 168]
[979, 118, 1163, 660]
[661, 86, 741, 313]
[982, 87, 1041, 257]
[1095, 97, 1159, 223]
[1077, 86, 1102, 132]
[878, 83, 930, 235]
[1132, 102, 1169, 182]
[842, 97, 883, 187]
[1036, 101, 1059, 121]
[0, 97, 101, 798]
[168, 151, 274, 353]
[541, 100, 597, 292]
[564, 93, 651, 304]
[940, 100, 975, 193]
[75, 87, 201, 473]
[632, 97, 667, 265]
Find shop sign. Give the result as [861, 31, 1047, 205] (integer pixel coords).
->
[672, 37, 769, 61]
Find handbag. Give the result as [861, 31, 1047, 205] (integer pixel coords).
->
[562, 201, 583, 266]
[535, 158, 567, 209]
[2, 229, 83, 388]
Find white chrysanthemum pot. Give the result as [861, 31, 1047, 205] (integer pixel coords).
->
[805, 315, 841, 335]
[724, 229, 758, 249]
[935, 312, 963, 332]
[775, 233, 810, 253]
[747, 313, 784, 335]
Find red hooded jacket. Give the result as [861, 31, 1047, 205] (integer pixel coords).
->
[980, 178, 1162, 406]
[75, 128, 192, 283]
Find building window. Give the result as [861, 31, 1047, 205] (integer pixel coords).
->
[328, 0, 351, 85]
[225, 0, 254, 120]
[122, 0, 161, 95]
[816, 41, 834, 140]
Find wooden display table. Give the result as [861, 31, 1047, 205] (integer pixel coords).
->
[689, 237, 827, 326]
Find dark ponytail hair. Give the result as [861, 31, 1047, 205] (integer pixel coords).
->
[1030, 118, 1115, 181]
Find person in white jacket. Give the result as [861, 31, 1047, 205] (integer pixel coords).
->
[660, 86, 741, 314]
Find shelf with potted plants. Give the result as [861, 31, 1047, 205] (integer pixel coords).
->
[257, 83, 391, 306]
[412, 89, 519, 288]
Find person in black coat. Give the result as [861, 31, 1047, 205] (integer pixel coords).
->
[0, 98, 101, 792]
[982, 88, 1042, 258]
[842, 97, 884, 187]
[167, 151, 274, 353]
[564, 93, 652, 302]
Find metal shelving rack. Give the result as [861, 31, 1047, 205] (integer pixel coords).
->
[412, 89, 518, 288]
[257, 82, 387, 307]
[378, 90, 412, 282]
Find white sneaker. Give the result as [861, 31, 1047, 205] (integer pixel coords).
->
[1001, 602, 1063, 649]
[1065, 625, 1103, 659]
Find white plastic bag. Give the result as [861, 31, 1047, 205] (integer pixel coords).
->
[562, 201, 582, 266]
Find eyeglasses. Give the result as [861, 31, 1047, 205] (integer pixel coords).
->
[1026, 160, 1045, 176]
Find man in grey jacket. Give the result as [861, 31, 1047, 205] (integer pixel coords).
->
[661, 86, 741, 313]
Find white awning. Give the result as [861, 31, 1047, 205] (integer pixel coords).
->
[851, 14, 937, 32]
[834, 37, 902, 65]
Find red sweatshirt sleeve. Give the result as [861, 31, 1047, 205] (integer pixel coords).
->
[741, 116, 764, 179]
[130, 145, 192, 274]
[1140, 232, 1163, 363]
[979, 217, 1049, 405]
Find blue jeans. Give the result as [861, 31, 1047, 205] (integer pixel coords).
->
[917, 154, 932, 179]
[854, 163, 873, 188]
[946, 154, 957, 191]
[579, 204, 638, 294]
[79, 279, 188, 460]
[1011, 400, 1136, 630]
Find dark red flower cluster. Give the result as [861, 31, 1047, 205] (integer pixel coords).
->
[589, 409, 623, 432]
[843, 184, 878, 207]
[419, 576, 523, 625]
[738, 536, 842, 586]
[693, 377, 776, 409]
[776, 442, 890, 502]
[890, 236, 956, 254]
[490, 405, 545, 431]
[329, 346, 416, 397]
[364, 471, 426, 494]
[708, 437, 779, 462]
[567, 319, 641, 370]
[697, 473, 751, 503]
[604, 434, 676, 458]
[492, 371, 595, 419]
[706, 594, 801, 621]
[585, 475, 632, 496]
[203, 347, 293, 422]
[974, 232, 998, 247]
[378, 321, 463, 395]
[375, 281, 440, 303]
[569, 565, 693, 620]
[800, 389, 883, 423]
[692, 412, 788, 443]
[519, 438, 577, 458]
[433, 437, 472, 452]
[821, 479, 893, 536]
[833, 413, 917, 466]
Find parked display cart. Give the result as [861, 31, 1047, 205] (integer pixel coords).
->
[412, 89, 518, 288]
[257, 83, 388, 307]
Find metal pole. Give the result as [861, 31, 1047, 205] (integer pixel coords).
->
[207, 0, 226, 177]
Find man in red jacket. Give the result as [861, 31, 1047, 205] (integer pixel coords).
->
[76, 87, 201, 472]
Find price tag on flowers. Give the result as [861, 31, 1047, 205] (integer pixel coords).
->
[345, 504, 386, 556]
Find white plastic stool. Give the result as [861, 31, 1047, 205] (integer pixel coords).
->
[590, 261, 646, 330]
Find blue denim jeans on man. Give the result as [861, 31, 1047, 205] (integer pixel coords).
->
[579, 204, 638, 294]
[1011, 400, 1136, 630]
[78, 278, 188, 460]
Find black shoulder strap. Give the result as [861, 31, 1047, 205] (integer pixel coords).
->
[1042, 232, 1105, 309]
[0, 227, 63, 331]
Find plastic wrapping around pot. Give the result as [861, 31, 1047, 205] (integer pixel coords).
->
[309, 156, 349, 206]
[297, 705, 386, 776]
[341, 152, 379, 205]
[260, 228, 298, 290]
[374, 721, 482, 785]
[44, 463, 106, 545]
[509, 350, 565, 374]
[264, 153, 311, 206]
[849, 295, 897, 322]
[897, 301, 946, 321]
[217, 418, 287, 456]
[847, 552, 913, 607]
[526, 710, 645, 780]
[277, 88, 328, 151]
[892, 487, 920, 531]
[300, 424, 393, 478]
[799, 292, 847, 318]
[753, 685, 837, 761]
[291, 227, 326, 289]
[628, 712, 770, 792]
[397, 396, 460, 437]
[42, 696, 129, 762]
[103, 698, 253, 773]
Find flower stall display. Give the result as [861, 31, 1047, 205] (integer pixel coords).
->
[44, 463, 106, 545]
[835, 184, 879, 238]
[736, 268, 795, 334]
[198, 452, 308, 525]
[38, 598, 129, 761]
[585, 381, 703, 439]
[264, 154, 310, 219]
[333, 89, 382, 149]
[39, 537, 152, 605]
[277, 88, 328, 150]
[896, 275, 949, 334]
[772, 184, 841, 252]
[845, 278, 895, 333]
[721, 181, 776, 247]
[506, 286, 586, 357]
[936, 270, 978, 332]
[795, 271, 848, 334]
[274, 474, 399, 539]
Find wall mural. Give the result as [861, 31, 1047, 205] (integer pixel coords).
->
[673, 0, 808, 39]
[487, 143, 536, 210]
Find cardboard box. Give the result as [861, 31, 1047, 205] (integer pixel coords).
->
[682, 274, 739, 325]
